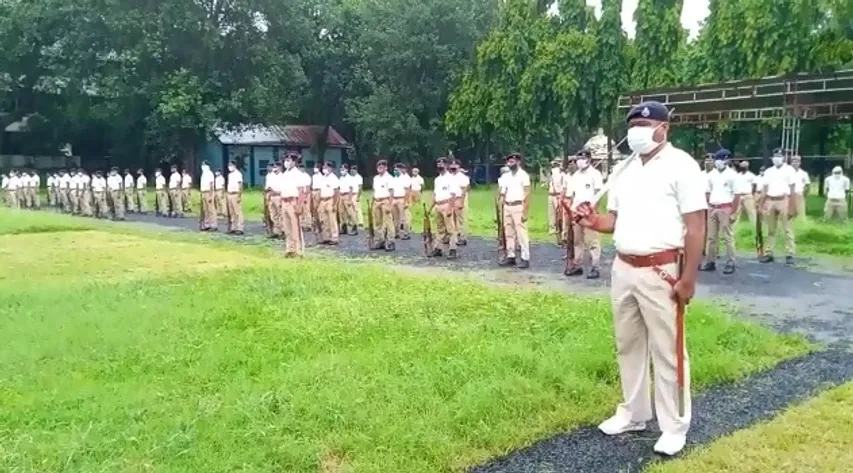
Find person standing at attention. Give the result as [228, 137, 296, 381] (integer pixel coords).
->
[226, 161, 245, 235]
[135, 169, 148, 214]
[759, 148, 797, 265]
[700, 149, 739, 274]
[734, 160, 757, 223]
[574, 101, 707, 456]
[410, 167, 425, 204]
[548, 158, 565, 239]
[823, 166, 849, 222]
[498, 153, 531, 269]
[564, 149, 604, 279]
[789, 155, 810, 219]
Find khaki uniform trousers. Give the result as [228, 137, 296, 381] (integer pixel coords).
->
[355, 194, 364, 226]
[79, 189, 92, 217]
[155, 189, 168, 215]
[792, 193, 806, 219]
[572, 225, 602, 268]
[763, 197, 795, 256]
[318, 197, 339, 242]
[433, 201, 457, 252]
[181, 188, 192, 213]
[136, 190, 147, 213]
[610, 256, 691, 436]
[824, 198, 847, 221]
[226, 192, 244, 232]
[47, 187, 55, 206]
[93, 192, 108, 217]
[201, 191, 217, 229]
[124, 189, 134, 212]
[339, 193, 357, 228]
[392, 198, 410, 237]
[215, 190, 226, 217]
[548, 194, 561, 234]
[456, 194, 469, 239]
[411, 190, 422, 204]
[503, 202, 530, 261]
[268, 194, 282, 236]
[300, 192, 315, 229]
[61, 189, 72, 212]
[5, 190, 18, 208]
[168, 188, 183, 216]
[69, 189, 80, 213]
[281, 198, 302, 256]
[31, 188, 40, 208]
[372, 198, 395, 242]
[706, 205, 735, 262]
[110, 190, 125, 218]
[736, 193, 756, 223]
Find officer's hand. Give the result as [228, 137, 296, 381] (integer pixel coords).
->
[574, 202, 595, 228]
[728, 208, 737, 223]
[673, 277, 696, 305]
[521, 213, 528, 223]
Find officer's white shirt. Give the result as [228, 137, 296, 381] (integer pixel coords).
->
[311, 173, 322, 191]
[352, 173, 364, 189]
[825, 175, 850, 200]
[266, 171, 281, 192]
[60, 174, 71, 189]
[10, 175, 22, 190]
[762, 164, 795, 197]
[214, 174, 225, 190]
[608, 143, 707, 255]
[106, 175, 123, 191]
[501, 169, 531, 202]
[155, 175, 166, 190]
[168, 173, 181, 189]
[199, 170, 215, 191]
[32, 174, 40, 188]
[70, 174, 80, 190]
[91, 176, 106, 192]
[549, 168, 564, 194]
[317, 172, 340, 198]
[791, 168, 810, 195]
[390, 173, 410, 198]
[452, 172, 470, 192]
[297, 170, 311, 190]
[569, 167, 604, 208]
[410, 175, 425, 192]
[78, 174, 91, 189]
[1, 175, 6, 190]
[124, 174, 134, 189]
[373, 173, 394, 199]
[46, 175, 54, 188]
[227, 170, 243, 193]
[136, 175, 147, 189]
[734, 171, 756, 194]
[707, 168, 737, 205]
[181, 174, 192, 189]
[434, 173, 461, 201]
[339, 174, 352, 193]
[280, 169, 302, 198]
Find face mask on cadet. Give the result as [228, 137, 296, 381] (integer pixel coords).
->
[772, 156, 784, 167]
[714, 160, 726, 170]
[577, 159, 589, 169]
[323, 168, 330, 175]
[627, 124, 664, 154]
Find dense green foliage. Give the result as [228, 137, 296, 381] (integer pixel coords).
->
[1, 0, 851, 171]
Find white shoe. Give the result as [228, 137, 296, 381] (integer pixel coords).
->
[598, 415, 647, 436]
[653, 432, 686, 456]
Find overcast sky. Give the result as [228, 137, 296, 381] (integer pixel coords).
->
[584, 0, 710, 39]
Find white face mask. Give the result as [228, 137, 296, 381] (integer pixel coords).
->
[202, 165, 209, 172]
[322, 169, 330, 175]
[577, 159, 589, 169]
[627, 126, 660, 154]
[772, 156, 784, 167]
[714, 160, 725, 170]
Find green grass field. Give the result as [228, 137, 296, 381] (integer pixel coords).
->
[0, 208, 810, 472]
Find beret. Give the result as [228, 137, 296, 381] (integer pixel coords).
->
[626, 101, 670, 123]
[714, 149, 732, 160]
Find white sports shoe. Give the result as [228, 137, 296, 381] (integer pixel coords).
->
[597, 415, 647, 436]
[653, 432, 687, 456]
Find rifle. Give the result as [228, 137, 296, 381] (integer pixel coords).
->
[367, 198, 376, 248]
[422, 203, 434, 256]
[496, 196, 507, 260]
[755, 199, 764, 257]
[701, 209, 708, 259]
[555, 199, 563, 246]
[561, 199, 575, 276]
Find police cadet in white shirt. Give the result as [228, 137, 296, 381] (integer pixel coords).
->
[69, 170, 81, 213]
[575, 101, 707, 456]
[548, 158, 565, 237]
[824, 166, 850, 221]
[180, 169, 193, 213]
[135, 169, 148, 214]
[410, 167, 425, 204]
[91, 171, 109, 218]
[154, 168, 167, 216]
[429, 157, 461, 259]
[267, 162, 284, 238]
[107, 167, 126, 220]
[350, 166, 365, 228]
[168, 165, 183, 217]
[564, 149, 604, 279]
[338, 164, 358, 235]
[316, 160, 341, 244]
[199, 161, 217, 231]
[498, 153, 532, 269]
[758, 148, 796, 265]
[123, 169, 135, 213]
[59, 169, 72, 212]
[371, 159, 397, 251]
[700, 149, 739, 274]
[734, 160, 757, 223]
[789, 155, 810, 219]
[31, 170, 41, 209]
[78, 169, 93, 217]
[391, 163, 412, 240]
[280, 154, 303, 255]
[214, 169, 226, 217]
[450, 162, 470, 246]
[4, 171, 19, 208]
[45, 172, 54, 206]
[225, 160, 245, 235]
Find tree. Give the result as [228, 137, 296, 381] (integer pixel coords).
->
[632, 0, 685, 89]
[595, 0, 628, 158]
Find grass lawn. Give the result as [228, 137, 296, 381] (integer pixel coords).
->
[0, 209, 810, 472]
[647, 382, 853, 473]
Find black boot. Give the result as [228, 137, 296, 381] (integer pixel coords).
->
[759, 254, 774, 263]
[458, 238, 468, 246]
[371, 241, 385, 251]
[565, 266, 583, 277]
[586, 268, 600, 279]
[785, 256, 795, 265]
[429, 248, 443, 258]
[722, 261, 735, 274]
[699, 261, 716, 272]
[517, 259, 530, 269]
[385, 241, 396, 251]
[499, 257, 517, 267]
[447, 249, 458, 260]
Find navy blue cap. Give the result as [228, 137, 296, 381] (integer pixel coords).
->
[715, 149, 732, 160]
[576, 149, 592, 159]
[626, 101, 670, 123]
[772, 147, 784, 156]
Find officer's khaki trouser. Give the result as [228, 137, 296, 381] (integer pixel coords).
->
[548, 194, 560, 233]
[79, 190, 92, 217]
[155, 190, 168, 215]
[572, 225, 601, 268]
[5, 190, 17, 208]
[136, 190, 146, 213]
[610, 256, 691, 436]
[824, 198, 847, 221]
[301, 193, 314, 228]
[372, 198, 395, 242]
[169, 189, 183, 216]
[181, 189, 192, 212]
[110, 190, 125, 218]
[503, 203, 530, 261]
[201, 191, 217, 229]
[736, 194, 755, 223]
[392, 198, 409, 237]
[47, 188, 54, 206]
[69, 190, 79, 213]
[93, 192, 108, 217]
[31, 188, 40, 208]
[411, 190, 422, 204]
[355, 194, 364, 226]
[792, 193, 806, 219]
[456, 194, 468, 239]
[281, 199, 301, 255]
[268, 194, 282, 236]
[318, 197, 339, 242]
[339, 194, 357, 228]
[215, 190, 226, 216]
[61, 189, 71, 212]
[432, 201, 457, 252]
[763, 197, 795, 256]
[706, 206, 735, 262]
[124, 189, 134, 212]
[226, 193, 244, 232]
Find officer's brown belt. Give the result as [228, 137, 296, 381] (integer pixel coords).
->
[320, 196, 334, 201]
[281, 197, 298, 202]
[767, 195, 786, 201]
[505, 200, 523, 206]
[617, 249, 680, 268]
[710, 203, 733, 210]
